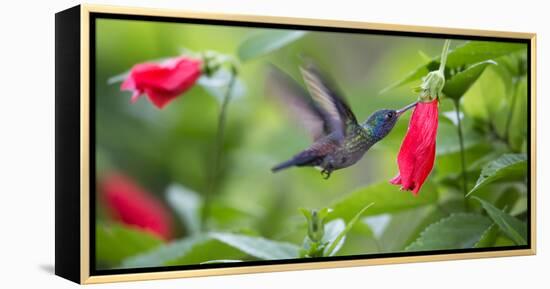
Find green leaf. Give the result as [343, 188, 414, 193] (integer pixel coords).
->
[510, 196, 528, 217]
[508, 77, 528, 150]
[122, 232, 298, 267]
[165, 184, 202, 235]
[467, 154, 527, 197]
[494, 187, 521, 214]
[164, 236, 246, 266]
[436, 124, 483, 156]
[379, 206, 443, 252]
[200, 259, 243, 264]
[462, 66, 507, 123]
[405, 213, 492, 251]
[238, 30, 306, 61]
[474, 224, 499, 248]
[380, 62, 434, 94]
[121, 235, 209, 268]
[442, 60, 496, 100]
[207, 201, 260, 228]
[324, 203, 374, 256]
[381, 41, 525, 93]
[329, 182, 438, 222]
[321, 219, 346, 256]
[472, 197, 527, 245]
[444, 41, 525, 68]
[96, 223, 164, 267]
[362, 214, 390, 239]
[210, 232, 300, 260]
[494, 234, 517, 247]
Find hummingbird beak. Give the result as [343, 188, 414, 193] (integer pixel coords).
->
[396, 101, 418, 117]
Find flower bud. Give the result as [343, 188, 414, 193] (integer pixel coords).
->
[300, 208, 331, 242]
[419, 70, 445, 101]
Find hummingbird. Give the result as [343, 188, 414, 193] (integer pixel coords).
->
[267, 61, 417, 179]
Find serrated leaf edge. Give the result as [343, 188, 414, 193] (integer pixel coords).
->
[405, 213, 488, 251]
[466, 153, 527, 197]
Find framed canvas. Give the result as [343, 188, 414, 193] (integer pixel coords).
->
[55, 4, 536, 284]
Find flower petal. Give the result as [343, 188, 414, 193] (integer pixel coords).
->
[101, 173, 173, 240]
[391, 99, 438, 195]
[120, 56, 202, 109]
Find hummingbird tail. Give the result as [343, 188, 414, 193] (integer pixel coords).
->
[271, 159, 297, 172]
[271, 153, 320, 173]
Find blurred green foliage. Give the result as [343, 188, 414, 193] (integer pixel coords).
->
[94, 18, 529, 269]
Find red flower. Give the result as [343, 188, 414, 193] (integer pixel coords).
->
[101, 173, 173, 240]
[390, 99, 438, 195]
[121, 56, 202, 109]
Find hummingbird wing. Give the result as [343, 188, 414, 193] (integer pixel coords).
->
[265, 65, 337, 141]
[299, 61, 359, 141]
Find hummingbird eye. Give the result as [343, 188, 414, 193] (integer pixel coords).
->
[385, 112, 394, 119]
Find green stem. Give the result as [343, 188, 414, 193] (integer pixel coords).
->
[504, 80, 519, 141]
[420, 40, 450, 100]
[453, 99, 468, 200]
[201, 69, 237, 229]
[439, 39, 451, 74]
